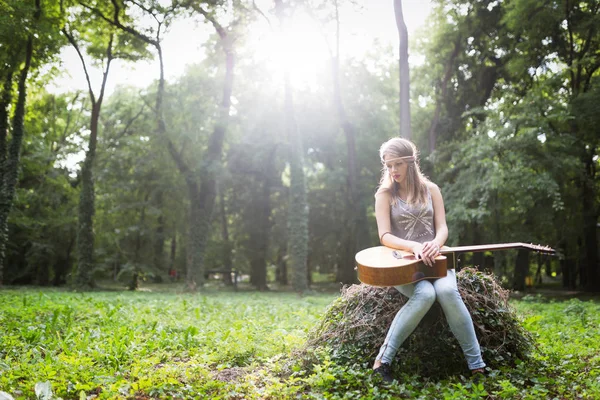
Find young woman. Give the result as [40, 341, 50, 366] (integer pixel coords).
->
[372, 137, 485, 382]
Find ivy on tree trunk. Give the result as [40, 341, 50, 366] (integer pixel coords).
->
[276, 0, 309, 293]
[0, 5, 36, 284]
[63, 28, 114, 288]
[330, 0, 369, 285]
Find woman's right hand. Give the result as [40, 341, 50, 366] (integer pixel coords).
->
[411, 243, 436, 267]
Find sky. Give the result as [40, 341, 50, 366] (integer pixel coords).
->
[50, 0, 433, 96]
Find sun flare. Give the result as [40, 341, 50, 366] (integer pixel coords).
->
[249, 11, 331, 90]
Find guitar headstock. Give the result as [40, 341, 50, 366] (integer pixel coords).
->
[521, 243, 556, 254]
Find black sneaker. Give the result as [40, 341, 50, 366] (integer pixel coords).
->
[471, 368, 485, 383]
[373, 362, 394, 383]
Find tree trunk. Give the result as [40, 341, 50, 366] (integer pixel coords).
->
[153, 191, 165, 273]
[54, 231, 75, 286]
[470, 223, 484, 269]
[187, 45, 234, 289]
[0, 71, 15, 286]
[560, 239, 578, 290]
[276, 0, 309, 293]
[0, 72, 12, 168]
[513, 248, 530, 291]
[545, 257, 552, 277]
[336, 230, 357, 284]
[331, 0, 368, 284]
[276, 247, 288, 285]
[286, 96, 309, 293]
[493, 252, 505, 278]
[219, 185, 233, 285]
[428, 38, 461, 152]
[250, 168, 272, 291]
[307, 254, 312, 285]
[394, 0, 411, 139]
[170, 232, 177, 280]
[0, 34, 34, 285]
[186, 184, 202, 289]
[37, 253, 50, 287]
[582, 162, 598, 291]
[75, 107, 99, 288]
[535, 253, 543, 285]
[560, 242, 569, 288]
[64, 30, 113, 288]
[130, 195, 147, 291]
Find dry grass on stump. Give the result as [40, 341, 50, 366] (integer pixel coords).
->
[303, 267, 534, 377]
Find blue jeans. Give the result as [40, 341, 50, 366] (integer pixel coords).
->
[376, 269, 486, 370]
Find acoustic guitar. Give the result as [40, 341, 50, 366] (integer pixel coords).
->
[355, 243, 555, 287]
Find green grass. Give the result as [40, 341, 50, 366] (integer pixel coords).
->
[0, 288, 598, 399]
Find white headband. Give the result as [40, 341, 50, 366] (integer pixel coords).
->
[382, 156, 415, 164]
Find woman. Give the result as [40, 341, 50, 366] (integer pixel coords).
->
[372, 137, 485, 382]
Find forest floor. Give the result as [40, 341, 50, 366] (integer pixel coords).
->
[0, 286, 598, 399]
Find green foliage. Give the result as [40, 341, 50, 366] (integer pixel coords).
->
[0, 0, 65, 72]
[4, 89, 81, 285]
[93, 86, 183, 283]
[411, 0, 599, 289]
[0, 289, 598, 399]
[0, 289, 333, 398]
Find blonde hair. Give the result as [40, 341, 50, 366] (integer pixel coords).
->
[376, 137, 430, 205]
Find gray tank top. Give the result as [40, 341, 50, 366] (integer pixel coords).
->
[390, 190, 435, 244]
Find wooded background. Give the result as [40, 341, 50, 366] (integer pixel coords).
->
[1, 0, 598, 292]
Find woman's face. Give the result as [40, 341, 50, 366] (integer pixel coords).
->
[384, 154, 409, 185]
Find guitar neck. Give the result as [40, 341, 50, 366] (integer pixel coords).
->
[442, 242, 555, 254]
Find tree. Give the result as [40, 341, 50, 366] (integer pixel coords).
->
[181, 2, 237, 289]
[62, 1, 148, 287]
[413, 0, 599, 290]
[304, 0, 371, 284]
[5, 90, 82, 285]
[0, 0, 63, 285]
[84, 0, 239, 290]
[394, 0, 411, 139]
[62, 27, 114, 288]
[501, 0, 600, 290]
[275, 0, 309, 292]
[88, 85, 188, 288]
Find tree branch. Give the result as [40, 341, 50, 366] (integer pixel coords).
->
[192, 4, 227, 40]
[252, 0, 272, 28]
[97, 34, 115, 106]
[138, 90, 157, 114]
[584, 60, 600, 92]
[127, 0, 156, 17]
[104, 103, 147, 146]
[429, 35, 462, 152]
[79, 0, 159, 47]
[62, 28, 96, 104]
[565, 0, 576, 93]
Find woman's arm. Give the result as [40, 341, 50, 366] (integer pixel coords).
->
[375, 192, 421, 253]
[421, 183, 449, 260]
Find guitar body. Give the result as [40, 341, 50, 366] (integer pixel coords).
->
[355, 246, 448, 287]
